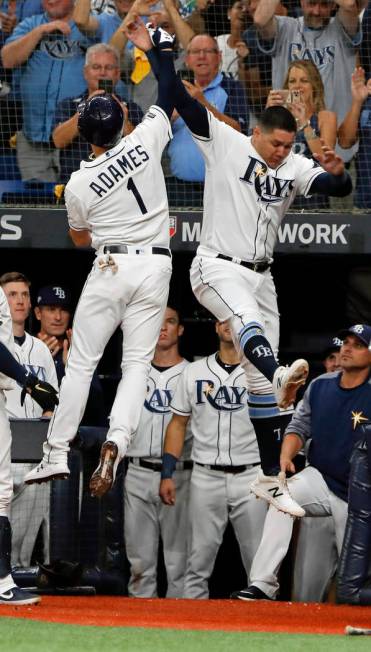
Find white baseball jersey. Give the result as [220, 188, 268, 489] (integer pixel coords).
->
[0, 287, 15, 391]
[171, 354, 260, 465]
[65, 105, 173, 250]
[191, 111, 324, 261]
[127, 359, 191, 460]
[5, 333, 58, 418]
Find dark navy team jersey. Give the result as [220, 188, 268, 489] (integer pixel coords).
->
[285, 371, 371, 502]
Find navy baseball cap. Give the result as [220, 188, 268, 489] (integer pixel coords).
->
[322, 336, 343, 359]
[337, 324, 371, 347]
[36, 285, 71, 309]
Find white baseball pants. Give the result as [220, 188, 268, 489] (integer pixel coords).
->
[190, 255, 279, 394]
[0, 391, 13, 517]
[10, 463, 50, 567]
[124, 462, 191, 597]
[249, 466, 348, 598]
[184, 463, 267, 599]
[44, 254, 172, 462]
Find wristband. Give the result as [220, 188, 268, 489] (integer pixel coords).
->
[304, 125, 318, 141]
[161, 452, 178, 479]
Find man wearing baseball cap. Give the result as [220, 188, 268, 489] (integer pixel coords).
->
[34, 284, 106, 426]
[232, 323, 371, 602]
[322, 335, 343, 373]
[34, 286, 72, 382]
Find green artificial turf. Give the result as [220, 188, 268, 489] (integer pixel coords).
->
[1, 619, 371, 652]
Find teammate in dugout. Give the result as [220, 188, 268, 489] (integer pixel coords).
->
[0, 272, 58, 570]
[125, 305, 192, 598]
[231, 324, 371, 601]
[24, 27, 178, 496]
[124, 19, 353, 518]
[160, 319, 267, 599]
[0, 286, 58, 605]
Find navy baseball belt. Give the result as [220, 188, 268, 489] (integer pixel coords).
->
[103, 245, 171, 256]
[216, 253, 270, 272]
[195, 461, 260, 474]
[128, 457, 193, 472]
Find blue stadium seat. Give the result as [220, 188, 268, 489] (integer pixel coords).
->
[0, 153, 21, 180]
[0, 180, 56, 204]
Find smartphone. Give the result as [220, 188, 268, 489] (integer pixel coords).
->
[290, 89, 302, 104]
[178, 69, 194, 84]
[98, 79, 114, 94]
[275, 89, 290, 105]
[285, 90, 301, 104]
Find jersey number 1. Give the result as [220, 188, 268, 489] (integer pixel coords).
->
[128, 178, 147, 215]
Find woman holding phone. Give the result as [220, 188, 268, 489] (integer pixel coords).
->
[267, 59, 337, 208]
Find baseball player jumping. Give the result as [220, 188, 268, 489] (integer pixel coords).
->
[124, 19, 353, 516]
[25, 28, 177, 496]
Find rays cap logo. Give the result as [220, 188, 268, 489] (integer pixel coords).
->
[322, 336, 343, 359]
[36, 285, 72, 310]
[337, 324, 371, 348]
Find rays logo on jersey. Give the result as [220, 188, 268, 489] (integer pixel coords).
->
[289, 43, 335, 70]
[196, 380, 246, 411]
[144, 388, 173, 413]
[240, 157, 294, 204]
[16, 364, 47, 387]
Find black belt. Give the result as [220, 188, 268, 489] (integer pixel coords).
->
[195, 461, 260, 474]
[128, 457, 193, 472]
[216, 253, 270, 273]
[103, 245, 171, 257]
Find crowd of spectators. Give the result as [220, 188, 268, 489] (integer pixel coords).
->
[0, 0, 369, 208]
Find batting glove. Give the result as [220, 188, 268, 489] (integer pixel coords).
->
[21, 372, 59, 412]
[146, 23, 175, 50]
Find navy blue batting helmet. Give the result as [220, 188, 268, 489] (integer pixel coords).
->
[77, 94, 124, 148]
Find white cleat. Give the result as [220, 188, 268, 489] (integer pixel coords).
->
[250, 469, 305, 517]
[272, 359, 309, 409]
[24, 459, 70, 485]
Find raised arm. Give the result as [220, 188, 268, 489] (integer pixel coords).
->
[338, 67, 370, 148]
[52, 113, 79, 149]
[110, 0, 153, 56]
[336, 0, 368, 37]
[125, 19, 210, 134]
[73, 0, 99, 34]
[161, 0, 195, 49]
[2, 20, 71, 68]
[253, 0, 279, 39]
[309, 142, 352, 196]
[181, 78, 242, 132]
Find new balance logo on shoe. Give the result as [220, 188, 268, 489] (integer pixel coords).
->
[267, 486, 284, 498]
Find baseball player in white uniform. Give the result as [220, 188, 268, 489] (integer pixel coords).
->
[0, 288, 58, 605]
[125, 305, 192, 597]
[124, 20, 352, 517]
[0, 272, 58, 568]
[25, 29, 177, 497]
[160, 320, 267, 598]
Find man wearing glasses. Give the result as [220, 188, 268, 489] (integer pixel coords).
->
[166, 32, 250, 207]
[51, 42, 143, 182]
